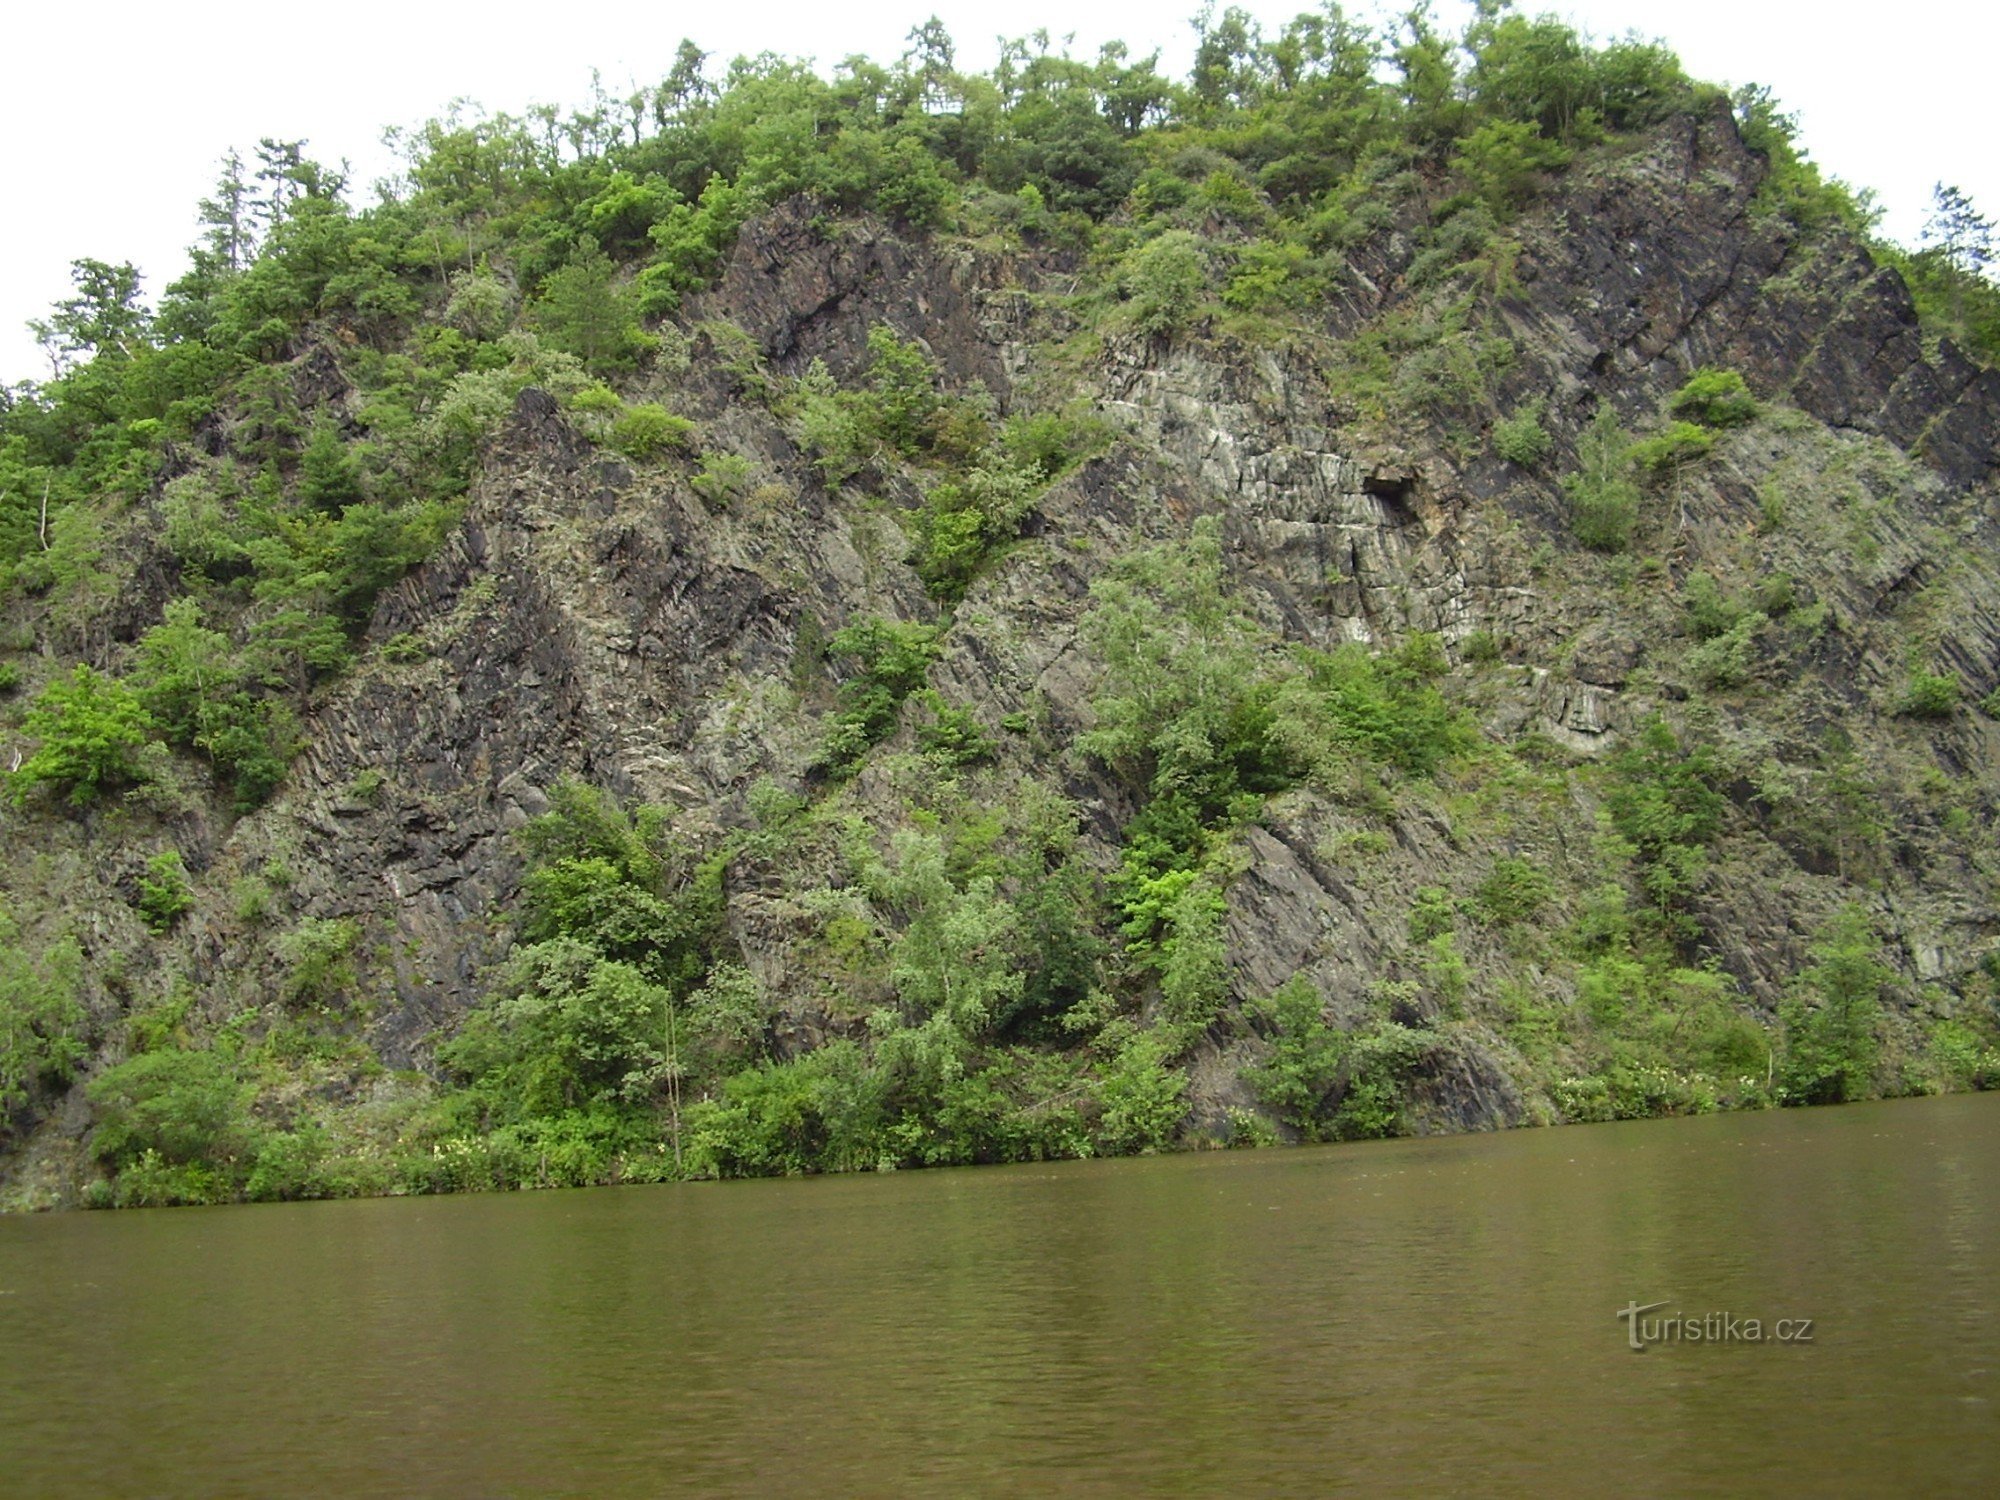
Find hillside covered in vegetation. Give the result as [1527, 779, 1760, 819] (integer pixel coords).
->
[4, 4, 1998, 1208]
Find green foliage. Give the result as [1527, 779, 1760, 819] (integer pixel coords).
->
[7, 664, 157, 806]
[1095, 1023, 1188, 1153]
[0, 911, 87, 1117]
[689, 451, 754, 509]
[1247, 974, 1345, 1138]
[1493, 403, 1552, 465]
[914, 692, 996, 767]
[790, 359, 873, 485]
[1474, 857, 1553, 927]
[688, 1041, 885, 1176]
[1780, 906, 1890, 1104]
[1223, 239, 1319, 314]
[1335, 1020, 1438, 1139]
[1669, 367, 1759, 427]
[1450, 119, 1569, 211]
[1627, 421, 1714, 473]
[1563, 406, 1641, 550]
[1687, 612, 1767, 690]
[1270, 637, 1473, 780]
[864, 326, 950, 458]
[1408, 885, 1457, 941]
[532, 239, 651, 374]
[1897, 671, 1961, 719]
[606, 403, 695, 460]
[907, 455, 1039, 599]
[1119, 230, 1210, 337]
[1682, 571, 1739, 640]
[821, 616, 941, 771]
[275, 917, 360, 1009]
[636, 175, 747, 317]
[1602, 718, 1726, 920]
[88, 1046, 254, 1180]
[136, 852, 195, 933]
[442, 940, 676, 1114]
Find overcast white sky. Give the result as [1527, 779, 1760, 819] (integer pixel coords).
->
[3, 1, 1993, 383]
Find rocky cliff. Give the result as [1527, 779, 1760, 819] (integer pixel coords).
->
[4, 71, 1997, 1207]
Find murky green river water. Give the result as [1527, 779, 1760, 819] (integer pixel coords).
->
[2, 1093, 1995, 1495]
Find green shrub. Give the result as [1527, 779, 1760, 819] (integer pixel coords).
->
[688, 1041, 887, 1177]
[1095, 1023, 1189, 1154]
[1334, 1021, 1438, 1139]
[441, 941, 676, 1115]
[1450, 119, 1571, 210]
[378, 632, 427, 664]
[914, 693, 996, 767]
[907, 456, 1039, 599]
[7, 664, 157, 806]
[1628, 421, 1715, 472]
[821, 617, 941, 772]
[1493, 404, 1553, 466]
[276, 917, 361, 1009]
[1408, 886, 1457, 941]
[1474, 857, 1554, 927]
[862, 326, 950, 459]
[1247, 975, 1346, 1139]
[136, 851, 195, 933]
[1682, 571, 1740, 640]
[1669, 367, 1759, 427]
[1602, 717, 1726, 920]
[690, 451, 755, 509]
[532, 239, 653, 374]
[1687, 611, 1766, 690]
[1779, 906, 1889, 1104]
[1898, 672, 1961, 718]
[1564, 407, 1641, 551]
[1119, 230, 1210, 337]
[606, 403, 696, 460]
[0, 912, 87, 1115]
[88, 1046, 254, 1175]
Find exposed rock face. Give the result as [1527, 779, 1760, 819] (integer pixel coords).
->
[6, 105, 1999, 1197]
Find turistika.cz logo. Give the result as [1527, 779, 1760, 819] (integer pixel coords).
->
[1616, 1301, 1816, 1351]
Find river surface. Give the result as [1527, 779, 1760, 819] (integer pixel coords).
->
[2, 1093, 1996, 1495]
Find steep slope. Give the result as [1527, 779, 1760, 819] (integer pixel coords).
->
[3, 34, 1998, 1207]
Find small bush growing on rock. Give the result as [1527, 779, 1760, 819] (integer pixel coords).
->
[276, 918, 361, 1010]
[136, 852, 195, 934]
[1628, 420, 1715, 473]
[0, 911, 87, 1115]
[607, 403, 696, 460]
[821, 617, 942, 772]
[1563, 407, 1641, 551]
[1687, 612, 1766, 690]
[1119, 230, 1210, 337]
[7, 664, 157, 807]
[1493, 404, 1553, 466]
[1897, 671, 1961, 718]
[1474, 857, 1554, 927]
[690, 451, 755, 509]
[1669, 366, 1759, 427]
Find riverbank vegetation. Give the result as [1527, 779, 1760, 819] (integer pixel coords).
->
[3, 4, 1997, 1207]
